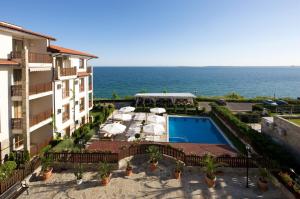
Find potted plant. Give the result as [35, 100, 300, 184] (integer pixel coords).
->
[201, 154, 221, 188]
[41, 155, 53, 181]
[99, 162, 112, 186]
[125, 160, 133, 176]
[74, 164, 83, 185]
[174, 160, 183, 179]
[258, 168, 271, 192]
[146, 146, 162, 171]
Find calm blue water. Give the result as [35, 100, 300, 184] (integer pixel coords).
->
[93, 67, 300, 98]
[168, 116, 229, 144]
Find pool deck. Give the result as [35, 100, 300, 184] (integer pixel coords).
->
[87, 141, 237, 156]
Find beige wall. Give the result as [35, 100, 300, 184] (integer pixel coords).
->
[29, 70, 52, 85]
[30, 124, 52, 145]
[29, 95, 52, 115]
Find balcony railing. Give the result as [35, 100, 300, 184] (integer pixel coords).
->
[11, 85, 22, 97]
[29, 82, 52, 95]
[11, 118, 22, 129]
[62, 112, 69, 122]
[87, 66, 92, 73]
[28, 52, 52, 63]
[60, 67, 77, 76]
[89, 100, 92, 108]
[11, 51, 22, 59]
[89, 84, 92, 90]
[30, 109, 52, 127]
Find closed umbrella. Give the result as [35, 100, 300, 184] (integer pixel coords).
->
[150, 107, 166, 114]
[102, 123, 126, 135]
[113, 113, 132, 121]
[143, 123, 165, 135]
[147, 115, 165, 123]
[134, 113, 146, 121]
[119, 106, 135, 113]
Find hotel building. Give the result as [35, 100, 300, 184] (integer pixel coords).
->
[0, 21, 97, 160]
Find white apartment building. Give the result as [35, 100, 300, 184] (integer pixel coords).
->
[0, 22, 97, 160]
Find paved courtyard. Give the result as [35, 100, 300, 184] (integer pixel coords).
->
[20, 158, 285, 199]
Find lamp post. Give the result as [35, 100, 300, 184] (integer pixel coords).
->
[246, 144, 252, 188]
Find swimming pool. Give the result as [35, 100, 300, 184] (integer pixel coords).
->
[168, 116, 230, 145]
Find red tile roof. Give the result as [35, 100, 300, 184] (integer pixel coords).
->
[48, 45, 98, 58]
[0, 21, 56, 41]
[77, 72, 90, 77]
[0, 59, 19, 66]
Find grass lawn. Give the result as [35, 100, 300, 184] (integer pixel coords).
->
[288, 118, 300, 126]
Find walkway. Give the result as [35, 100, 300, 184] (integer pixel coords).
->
[87, 141, 237, 156]
[19, 158, 284, 199]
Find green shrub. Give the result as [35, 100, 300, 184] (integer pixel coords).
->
[0, 161, 17, 181]
[211, 104, 299, 170]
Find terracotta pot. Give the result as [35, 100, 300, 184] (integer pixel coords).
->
[126, 167, 133, 176]
[174, 170, 181, 179]
[205, 174, 216, 188]
[42, 168, 53, 181]
[101, 176, 110, 186]
[258, 178, 268, 192]
[150, 161, 158, 171]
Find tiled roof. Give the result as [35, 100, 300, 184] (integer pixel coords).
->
[77, 72, 90, 77]
[0, 59, 19, 66]
[0, 21, 56, 41]
[48, 45, 98, 58]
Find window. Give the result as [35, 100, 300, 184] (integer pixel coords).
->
[12, 39, 23, 53]
[62, 80, 69, 98]
[13, 101, 22, 118]
[81, 116, 85, 125]
[56, 57, 63, 68]
[80, 98, 85, 112]
[79, 58, 84, 69]
[13, 69, 22, 84]
[14, 134, 23, 148]
[80, 78, 85, 92]
[62, 104, 70, 122]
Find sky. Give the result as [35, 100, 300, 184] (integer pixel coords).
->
[1, 0, 300, 66]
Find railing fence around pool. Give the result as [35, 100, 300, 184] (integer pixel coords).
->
[45, 143, 274, 168]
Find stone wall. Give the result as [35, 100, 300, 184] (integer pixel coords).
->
[262, 115, 300, 164]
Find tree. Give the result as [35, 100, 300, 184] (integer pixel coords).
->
[111, 91, 120, 100]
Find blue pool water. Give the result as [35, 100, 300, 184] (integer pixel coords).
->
[168, 116, 229, 144]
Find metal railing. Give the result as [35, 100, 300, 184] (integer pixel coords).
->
[28, 52, 52, 63]
[60, 67, 77, 76]
[29, 109, 52, 127]
[11, 118, 22, 129]
[11, 85, 22, 97]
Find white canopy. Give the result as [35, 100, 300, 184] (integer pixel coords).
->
[113, 113, 132, 121]
[119, 106, 135, 113]
[134, 113, 147, 121]
[102, 123, 126, 135]
[147, 115, 165, 124]
[143, 123, 165, 135]
[150, 108, 166, 114]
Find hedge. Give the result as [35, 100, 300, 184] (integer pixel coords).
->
[211, 104, 299, 171]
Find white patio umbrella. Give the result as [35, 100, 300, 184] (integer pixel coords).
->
[143, 123, 165, 135]
[147, 115, 165, 124]
[150, 107, 166, 114]
[127, 127, 141, 136]
[119, 106, 135, 113]
[134, 113, 146, 121]
[102, 123, 126, 135]
[113, 113, 132, 121]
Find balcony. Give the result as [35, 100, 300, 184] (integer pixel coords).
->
[11, 85, 22, 97]
[89, 100, 93, 108]
[87, 66, 92, 73]
[62, 90, 70, 99]
[80, 85, 85, 92]
[30, 109, 52, 127]
[89, 84, 92, 91]
[11, 118, 22, 129]
[29, 82, 52, 95]
[60, 67, 77, 77]
[28, 52, 52, 63]
[62, 112, 70, 123]
[11, 51, 22, 59]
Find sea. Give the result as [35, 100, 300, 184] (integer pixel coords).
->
[92, 67, 300, 99]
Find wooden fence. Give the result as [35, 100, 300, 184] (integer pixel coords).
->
[0, 157, 41, 195]
[46, 143, 272, 168]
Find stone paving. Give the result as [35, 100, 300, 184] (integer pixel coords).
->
[19, 158, 285, 199]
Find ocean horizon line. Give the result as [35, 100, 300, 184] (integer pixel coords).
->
[93, 65, 300, 68]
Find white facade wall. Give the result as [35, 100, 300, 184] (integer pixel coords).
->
[0, 32, 12, 59]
